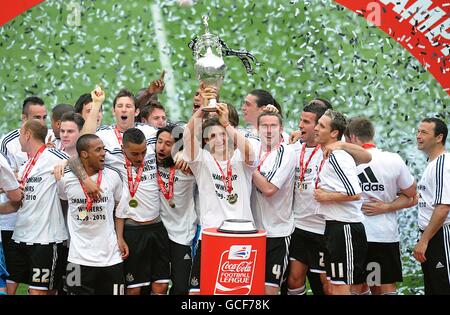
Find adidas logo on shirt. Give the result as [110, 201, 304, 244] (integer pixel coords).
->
[358, 167, 385, 191]
[436, 262, 444, 269]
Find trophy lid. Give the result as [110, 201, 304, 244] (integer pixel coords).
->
[217, 219, 258, 234]
[202, 15, 210, 34]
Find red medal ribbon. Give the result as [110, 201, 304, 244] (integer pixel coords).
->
[257, 143, 281, 172]
[299, 144, 320, 189]
[20, 144, 46, 188]
[314, 157, 327, 189]
[114, 126, 123, 145]
[361, 143, 376, 150]
[79, 170, 103, 211]
[125, 158, 144, 199]
[213, 158, 233, 194]
[157, 166, 175, 200]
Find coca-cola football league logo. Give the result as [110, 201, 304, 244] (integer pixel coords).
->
[214, 245, 257, 295]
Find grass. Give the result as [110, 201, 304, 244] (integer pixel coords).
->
[15, 284, 28, 295]
[14, 274, 423, 295]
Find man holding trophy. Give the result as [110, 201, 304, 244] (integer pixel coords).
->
[183, 17, 259, 294]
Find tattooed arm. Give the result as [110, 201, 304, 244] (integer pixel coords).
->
[68, 156, 103, 199]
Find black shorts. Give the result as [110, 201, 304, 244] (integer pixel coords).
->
[1, 230, 13, 278]
[7, 241, 62, 290]
[289, 228, 326, 273]
[265, 236, 290, 287]
[66, 262, 125, 295]
[168, 240, 193, 295]
[55, 242, 69, 293]
[420, 225, 450, 295]
[324, 221, 368, 285]
[189, 240, 201, 293]
[365, 242, 402, 285]
[123, 222, 170, 288]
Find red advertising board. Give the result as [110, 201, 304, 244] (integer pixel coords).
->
[335, 0, 450, 95]
[200, 228, 266, 295]
[0, 0, 44, 26]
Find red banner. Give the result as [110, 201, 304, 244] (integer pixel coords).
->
[0, 0, 44, 26]
[1, 0, 449, 95]
[335, 0, 450, 95]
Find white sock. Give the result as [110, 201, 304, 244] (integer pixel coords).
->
[383, 291, 397, 295]
[287, 285, 306, 295]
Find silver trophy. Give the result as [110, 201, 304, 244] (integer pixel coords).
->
[193, 16, 226, 112]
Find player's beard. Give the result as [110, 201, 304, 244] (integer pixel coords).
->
[157, 156, 174, 168]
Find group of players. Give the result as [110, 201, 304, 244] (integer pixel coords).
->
[0, 77, 448, 295]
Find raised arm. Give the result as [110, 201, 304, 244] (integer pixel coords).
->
[81, 86, 105, 135]
[183, 106, 204, 162]
[216, 103, 255, 166]
[137, 71, 166, 107]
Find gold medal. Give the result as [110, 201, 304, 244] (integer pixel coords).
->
[129, 199, 138, 208]
[78, 209, 87, 220]
[227, 193, 238, 204]
[169, 199, 176, 208]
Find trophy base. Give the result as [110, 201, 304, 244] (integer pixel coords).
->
[202, 107, 217, 112]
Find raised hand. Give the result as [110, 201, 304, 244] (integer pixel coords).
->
[91, 84, 105, 105]
[199, 81, 218, 107]
[289, 130, 302, 144]
[147, 70, 166, 95]
[216, 102, 230, 127]
[261, 104, 279, 114]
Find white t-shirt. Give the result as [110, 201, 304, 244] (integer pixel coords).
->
[53, 138, 63, 151]
[251, 143, 295, 237]
[239, 126, 289, 145]
[57, 165, 123, 267]
[0, 128, 54, 232]
[418, 152, 450, 230]
[0, 200, 15, 232]
[0, 154, 20, 242]
[292, 142, 326, 235]
[0, 153, 20, 192]
[237, 127, 261, 153]
[13, 148, 69, 244]
[96, 123, 157, 170]
[114, 151, 160, 222]
[316, 149, 364, 223]
[0, 128, 55, 171]
[158, 167, 197, 246]
[184, 148, 256, 237]
[357, 148, 414, 242]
